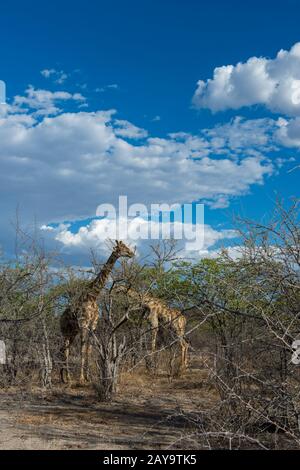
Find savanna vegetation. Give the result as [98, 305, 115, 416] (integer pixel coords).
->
[0, 200, 299, 450]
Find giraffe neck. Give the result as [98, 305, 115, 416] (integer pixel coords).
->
[87, 251, 119, 299]
[127, 288, 152, 305]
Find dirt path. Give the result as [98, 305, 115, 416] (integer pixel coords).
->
[0, 363, 213, 450]
[0, 406, 127, 450]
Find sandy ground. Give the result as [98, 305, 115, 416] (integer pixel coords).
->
[0, 358, 214, 450]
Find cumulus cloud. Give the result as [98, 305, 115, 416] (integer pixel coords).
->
[275, 117, 300, 147]
[193, 42, 300, 116]
[0, 85, 285, 256]
[0, 106, 275, 225]
[201, 245, 245, 260]
[202, 116, 278, 154]
[41, 216, 238, 258]
[13, 86, 85, 116]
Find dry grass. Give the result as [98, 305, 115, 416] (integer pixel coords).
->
[0, 355, 216, 450]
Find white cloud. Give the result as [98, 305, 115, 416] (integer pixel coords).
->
[41, 69, 56, 78]
[77, 83, 88, 90]
[202, 245, 245, 260]
[41, 69, 68, 84]
[13, 86, 86, 116]
[95, 84, 119, 93]
[202, 116, 278, 154]
[275, 117, 300, 147]
[0, 87, 284, 256]
[193, 42, 300, 116]
[0, 106, 275, 224]
[114, 119, 148, 139]
[55, 73, 68, 85]
[42, 216, 238, 258]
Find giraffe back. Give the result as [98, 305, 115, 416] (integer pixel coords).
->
[144, 298, 186, 337]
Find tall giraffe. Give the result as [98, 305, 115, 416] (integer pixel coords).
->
[60, 241, 134, 384]
[116, 286, 188, 372]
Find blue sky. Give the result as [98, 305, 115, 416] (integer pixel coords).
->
[0, 0, 299, 262]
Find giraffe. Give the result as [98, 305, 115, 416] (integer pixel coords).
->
[116, 286, 188, 372]
[60, 241, 134, 384]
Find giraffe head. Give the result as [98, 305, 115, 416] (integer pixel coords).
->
[113, 240, 135, 258]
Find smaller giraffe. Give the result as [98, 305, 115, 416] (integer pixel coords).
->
[60, 241, 134, 384]
[116, 286, 188, 372]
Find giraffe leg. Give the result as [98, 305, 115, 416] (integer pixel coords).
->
[84, 332, 92, 382]
[150, 322, 158, 373]
[184, 339, 189, 369]
[145, 318, 158, 373]
[60, 337, 72, 384]
[180, 338, 189, 373]
[80, 329, 88, 384]
[151, 328, 158, 354]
